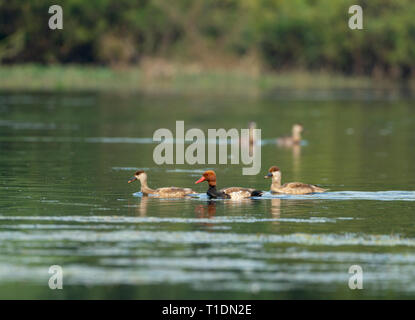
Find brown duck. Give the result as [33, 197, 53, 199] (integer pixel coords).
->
[264, 166, 328, 195]
[276, 123, 304, 147]
[128, 170, 196, 198]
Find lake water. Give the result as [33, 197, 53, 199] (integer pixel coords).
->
[0, 90, 414, 299]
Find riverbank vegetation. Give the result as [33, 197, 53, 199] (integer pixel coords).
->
[1, 63, 410, 95]
[1, 0, 414, 93]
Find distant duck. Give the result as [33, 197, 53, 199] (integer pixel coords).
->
[195, 170, 263, 200]
[248, 121, 257, 147]
[128, 170, 196, 198]
[264, 166, 328, 195]
[276, 124, 303, 147]
[240, 121, 258, 153]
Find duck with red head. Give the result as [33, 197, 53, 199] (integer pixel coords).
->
[195, 170, 263, 200]
[265, 166, 328, 195]
[128, 170, 196, 198]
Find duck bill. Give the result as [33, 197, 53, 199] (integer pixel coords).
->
[264, 173, 272, 179]
[128, 176, 137, 184]
[195, 176, 206, 184]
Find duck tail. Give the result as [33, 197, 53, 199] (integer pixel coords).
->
[314, 187, 329, 193]
[250, 190, 263, 197]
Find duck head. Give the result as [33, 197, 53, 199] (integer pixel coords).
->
[264, 166, 281, 180]
[292, 123, 304, 134]
[128, 170, 147, 184]
[195, 170, 216, 187]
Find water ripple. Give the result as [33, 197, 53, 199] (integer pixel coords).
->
[0, 215, 342, 224]
[0, 230, 413, 247]
[258, 191, 415, 201]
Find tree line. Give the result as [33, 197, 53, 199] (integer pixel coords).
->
[0, 0, 414, 78]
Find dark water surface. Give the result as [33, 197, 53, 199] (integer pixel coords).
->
[0, 91, 414, 299]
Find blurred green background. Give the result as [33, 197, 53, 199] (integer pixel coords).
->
[0, 0, 414, 93]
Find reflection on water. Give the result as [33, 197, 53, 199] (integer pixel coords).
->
[195, 201, 216, 219]
[0, 91, 415, 299]
[270, 198, 281, 220]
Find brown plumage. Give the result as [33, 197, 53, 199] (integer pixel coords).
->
[276, 124, 304, 147]
[128, 170, 196, 198]
[195, 170, 262, 199]
[264, 166, 328, 195]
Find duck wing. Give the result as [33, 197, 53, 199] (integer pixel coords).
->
[221, 187, 262, 199]
[276, 135, 293, 146]
[279, 182, 327, 194]
[155, 187, 196, 197]
[282, 182, 311, 189]
[310, 186, 329, 193]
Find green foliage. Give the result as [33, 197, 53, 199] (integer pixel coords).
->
[0, 0, 414, 77]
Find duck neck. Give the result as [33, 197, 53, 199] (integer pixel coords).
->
[207, 181, 227, 198]
[292, 128, 301, 142]
[208, 181, 217, 191]
[208, 185, 217, 192]
[271, 173, 282, 191]
[249, 127, 255, 145]
[139, 174, 156, 194]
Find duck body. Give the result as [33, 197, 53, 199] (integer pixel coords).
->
[265, 166, 328, 195]
[220, 187, 263, 199]
[128, 170, 196, 198]
[276, 137, 300, 147]
[144, 186, 196, 198]
[271, 182, 327, 195]
[196, 170, 263, 200]
[207, 185, 230, 199]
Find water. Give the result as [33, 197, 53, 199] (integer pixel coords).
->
[0, 91, 414, 299]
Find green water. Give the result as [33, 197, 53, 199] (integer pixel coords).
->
[0, 91, 415, 299]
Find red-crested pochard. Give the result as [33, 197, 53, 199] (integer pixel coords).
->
[195, 170, 263, 200]
[276, 124, 303, 146]
[128, 170, 196, 198]
[264, 166, 328, 195]
[248, 121, 256, 147]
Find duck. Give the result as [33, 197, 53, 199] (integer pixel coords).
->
[128, 170, 196, 198]
[195, 170, 263, 199]
[247, 121, 257, 148]
[276, 123, 303, 146]
[239, 121, 258, 153]
[264, 166, 328, 195]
